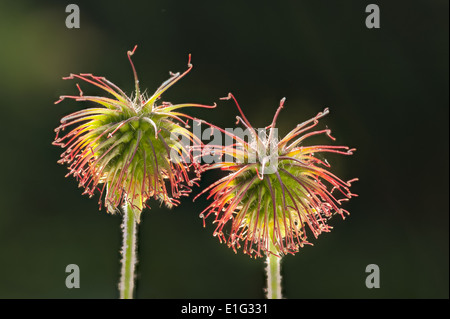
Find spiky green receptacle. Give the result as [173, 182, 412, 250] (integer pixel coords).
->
[220, 155, 345, 257]
[88, 111, 195, 215]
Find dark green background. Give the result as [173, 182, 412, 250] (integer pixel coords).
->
[0, 0, 448, 298]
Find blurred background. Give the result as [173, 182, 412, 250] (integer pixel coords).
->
[0, 0, 448, 298]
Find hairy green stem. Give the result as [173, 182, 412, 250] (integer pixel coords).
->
[265, 241, 282, 299]
[119, 202, 139, 299]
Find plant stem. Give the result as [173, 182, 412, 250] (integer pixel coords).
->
[119, 201, 138, 299]
[265, 241, 282, 299]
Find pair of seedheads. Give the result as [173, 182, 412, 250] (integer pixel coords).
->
[53, 45, 357, 298]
